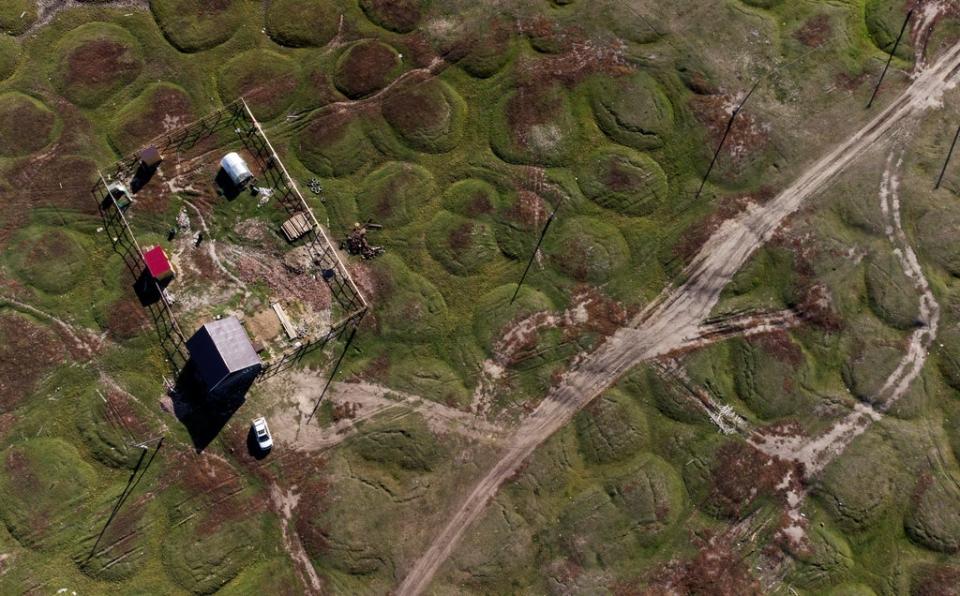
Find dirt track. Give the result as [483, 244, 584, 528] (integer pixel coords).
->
[395, 41, 960, 596]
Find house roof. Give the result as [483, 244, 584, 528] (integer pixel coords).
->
[186, 316, 262, 392]
[143, 246, 173, 279]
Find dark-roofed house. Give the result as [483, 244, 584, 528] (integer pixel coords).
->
[186, 316, 262, 397]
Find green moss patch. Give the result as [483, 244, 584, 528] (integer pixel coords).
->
[865, 0, 914, 61]
[0, 92, 56, 157]
[356, 161, 437, 226]
[0, 438, 96, 549]
[865, 250, 919, 330]
[219, 49, 299, 121]
[53, 22, 143, 107]
[905, 475, 960, 553]
[544, 215, 630, 283]
[918, 208, 960, 277]
[359, 0, 423, 33]
[785, 525, 853, 589]
[591, 71, 674, 150]
[149, 0, 243, 52]
[387, 357, 470, 406]
[8, 226, 90, 295]
[0, 0, 36, 36]
[458, 20, 514, 78]
[0, 35, 19, 81]
[265, 0, 339, 47]
[298, 110, 377, 177]
[334, 39, 402, 99]
[491, 82, 580, 166]
[382, 76, 466, 153]
[110, 82, 195, 154]
[425, 210, 498, 276]
[442, 179, 500, 218]
[575, 390, 648, 464]
[472, 283, 553, 348]
[368, 254, 448, 339]
[219, 558, 301, 594]
[575, 147, 669, 216]
[732, 333, 815, 421]
[493, 190, 551, 259]
[605, 454, 683, 542]
[629, 367, 706, 424]
[352, 414, 443, 470]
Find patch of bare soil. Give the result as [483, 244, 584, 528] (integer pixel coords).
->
[674, 194, 754, 265]
[709, 441, 804, 519]
[794, 14, 831, 48]
[65, 39, 139, 88]
[689, 94, 770, 173]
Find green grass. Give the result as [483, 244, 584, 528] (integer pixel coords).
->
[219, 49, 300, 121]
[352, 413, 444, 470]
[490, 81, 582, 166]
[110, 81, 195, 154]
[149, 0, 244, 52]
[333, 39, 403, 99]
[575, 147, 669, 216]
[865, 250, 920, 330]
[7, 225, 90, 295]
[590, 71, 675, 151]
[382, 77, 466, 153]
[0, 35, 19, 81]
[544, 215, 631, 283]
[904, 474, 960, 553]
[298, 111, 379, 177]
[0, 91, 57, 157]
[355, 160, 438, 226]
[864, 0, 914, 61]
[472, 283, 554, 349]
[265, 0, 340, 47]
[575, 390, 648, 464]
[0, 0, 36, 36]
[425, 210, 498, 276]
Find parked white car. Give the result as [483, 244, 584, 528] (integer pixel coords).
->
[252, 417, 273, 451]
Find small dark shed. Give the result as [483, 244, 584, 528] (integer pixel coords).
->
[186, 316, 263, 396]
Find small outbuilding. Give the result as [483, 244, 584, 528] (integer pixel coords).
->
[187, 316, 263, 396]
[140, 145, 163, 170]
[281, 212, 314, 242]
[143, 246, 175, 284]
[220, 152, 254, 188]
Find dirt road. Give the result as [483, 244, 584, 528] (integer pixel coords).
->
[395, 41, 960, 596]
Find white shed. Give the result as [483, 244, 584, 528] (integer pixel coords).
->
[220, 152, 253, 188]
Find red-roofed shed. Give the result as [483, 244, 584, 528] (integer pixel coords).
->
[143, 246, 174, 283]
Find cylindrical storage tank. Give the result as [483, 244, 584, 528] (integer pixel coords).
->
[220, 152, 253, 187]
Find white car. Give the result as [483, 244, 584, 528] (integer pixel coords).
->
[252, 417, 273, 451]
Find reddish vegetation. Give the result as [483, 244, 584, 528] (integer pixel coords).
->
[643, 532, 762, 595]
[231, 70, 298, 117]
[505, 84, 565, 150]
[746, 330, 803, 367]
[337, 41, 398, 98]
[104, 296, 150, 341]
[0, 97, 55, 153]
[514, 18, 628, 87]
[293, 476, 331, 558]
[0, 313, 66, 410]
[382, 75, 447, 136]
[772, 229, 844, 331]
[103, 389, 150, 438]
[709, 441, 804, 519]
[464, 190, 494, 217]
[447, 221, 474, 252]
[360, 0, 422, 33]
[65, 40, 140, 88]
[913, 564, 960, 596]
[303, 109, 364, 148]
[689, 94, 769, 172]
[794, 14, 832, 48]
[504, 190, 549, 228]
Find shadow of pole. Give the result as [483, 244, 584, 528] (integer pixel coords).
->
[84, 437, 164, 563]
[305, 325, 359, 424]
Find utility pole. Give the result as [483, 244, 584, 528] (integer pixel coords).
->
[693, 79, 761, 203]
[936, 123, 960, 189]
[510, 200, 562, 304]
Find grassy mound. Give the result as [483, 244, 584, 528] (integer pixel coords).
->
[447, 501, 533, 590]
[8, 226, 89, 295]
[0, 35, 19, 81]
[575, 147, 669, 216]
[265, 0, 339, 47]
[0, 438, 96, 549]
[219, 49, 299, 121]
[575, 390, 648, 464]
[76, 389, 158, 469]
[0, 92, 57, 157]
[556, 486, 635, 567]
[53, 22, 142, 107]
[0, 312, 66, 410]
[163, 512, 266, 593]
[544, 215, 630, 283]
[75, 493, 155, 581]
[491, 82, 580, 166]
[938, 323, 960, 391]
[829, 585, 878, 596]
[741, 0, 783, 7]
[149, 0, 242, 52]
[382, 76, 466, 153]
[0, 0, 36, 35]
[368, 254, 448, 339]
[359, 0, 423, 33]
[356, 161, 437, 226]
[628, 367, 706, 424]
[298, 111, 377, 177]
[732, 334, 815, 421]
[865, 251, 919, 330]
[842, 340, 903, 404]
[387, 357, 470, 406]
[442, 179, 500, 218]
[905, 475, 960, 553]
[785, 525, 854, 589]
[918, 208, 960, 277]
[458, 20, 514, 78]
[493, 190, 551, 259]
[605, 454, 683, 542]
[591, 71, 674, 150]
[910, 564, 960, 596]
[425, 210, 498, 276]
[110, 82, 195, 154]
[816, 433, 905, 532]
[353, 414, 443, 470]
[219, 558, 300, 594]
[472, 283, 554, 349]
[865, 0, 914, 61]
[334, 39, 402, 99]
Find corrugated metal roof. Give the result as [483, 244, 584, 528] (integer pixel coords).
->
[187, 315, 262, 392]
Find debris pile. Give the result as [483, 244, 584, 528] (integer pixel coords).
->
[341, 222, 385, 260]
